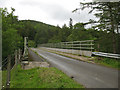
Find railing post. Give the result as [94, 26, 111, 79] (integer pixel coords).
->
[6, 55, 11, 88]
[60, 42, 61, 49]
[80, 41, 81, 51]
[91, 41, 92, 52]
[60, 42, 63, 49]
[72, 41, 73, 54]
[66, 42, 67, 53]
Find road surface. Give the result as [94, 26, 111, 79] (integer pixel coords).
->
[28, 48, 44, 62]
[32, 48, 119, 88]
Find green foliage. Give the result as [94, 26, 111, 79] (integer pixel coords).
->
[10, 65, 84, 88]
[2, 70, 7, 87]
[28, 40, 36, 47]
[1, 8, 23, 59]
[58, 24, 71, 42]
[67, 23, 92, 41]
[94, 57, 120, 69]
[2, 29, 23, 58]
[48, 36, 61, 43]
[75, 2, 120, 53]
[1, 8, 18, 31]
[14, 18, 119, 54]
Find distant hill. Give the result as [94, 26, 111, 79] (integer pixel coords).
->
[20, 20, 59, 29]
[18, 20, 62, 44]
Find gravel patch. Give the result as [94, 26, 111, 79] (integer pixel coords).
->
[23, 61, 50, 69]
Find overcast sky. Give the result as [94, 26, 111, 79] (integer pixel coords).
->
[0, 0, 96, 27]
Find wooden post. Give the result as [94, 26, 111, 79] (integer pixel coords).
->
[23, 37, 26, 57]
[23, 37, 28, 57]
[6, 55, 11, 88]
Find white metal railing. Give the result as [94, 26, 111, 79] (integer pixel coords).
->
[40, 40, 120, 58]
[40, 40, 94, 51]
[92, 52, 120, 59]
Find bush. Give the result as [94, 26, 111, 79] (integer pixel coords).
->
[28, 40, 36, 47]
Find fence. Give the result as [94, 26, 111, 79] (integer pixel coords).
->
[40, 40, 120, 58]
[40, 40, 94, 56]
[40, 40, 94, 50]
[2, 49, 22, 88]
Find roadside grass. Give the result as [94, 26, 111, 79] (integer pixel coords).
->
[39, 48, 120, 70]
[94, 57, 120, 69]
[10, 65, 84, 88]
[2, 70, 7, 88]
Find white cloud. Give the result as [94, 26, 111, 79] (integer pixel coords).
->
[1, 0, 95, 27]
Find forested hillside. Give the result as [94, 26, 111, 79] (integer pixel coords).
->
[18, 19, 120, 54]
[1, 2, 120, 59]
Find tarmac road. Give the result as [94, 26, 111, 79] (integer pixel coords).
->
[32, 48, 119, 88]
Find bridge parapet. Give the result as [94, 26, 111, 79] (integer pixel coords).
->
[39, 40, 94, 57]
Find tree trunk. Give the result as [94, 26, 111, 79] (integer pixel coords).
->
[117, 32, 120, 54]
[116, 23, 120, 54]
[111, 19, 116, 53]
[108, 5, 116, 54]
[112, 32, 116, 53]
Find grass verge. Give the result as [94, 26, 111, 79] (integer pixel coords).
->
[94, 57, 120, 69]
[10, 65, 84, 88]
[2, 70, 7, 88]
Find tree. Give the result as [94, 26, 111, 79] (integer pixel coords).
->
[67, 23, 92, 41]
[2, 29, 23, 58]
[28, 40, 36, 47]
[73, 2, 120, 53]
[1, 8, 18, 31]
[1, 8, 23, 59]
[74, 23, 85, 31]
[58, 24, 71, 42]
[69, 18, 73, 30]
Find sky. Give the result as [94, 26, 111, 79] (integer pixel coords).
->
[0, 0, 96, 27]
